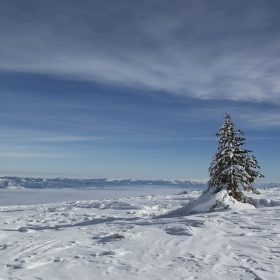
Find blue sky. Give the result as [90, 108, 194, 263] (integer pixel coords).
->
[0, 0, 280, 181]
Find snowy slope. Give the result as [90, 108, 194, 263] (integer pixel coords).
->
[0, 187, 280, 279]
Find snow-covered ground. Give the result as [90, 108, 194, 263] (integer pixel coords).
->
[0, 187, 280, 279]
[0, 187, 190, 206]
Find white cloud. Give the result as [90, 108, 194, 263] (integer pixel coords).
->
[1, 48, 280, 103]
[239, 112, 280, 129]
[0, 1, 280, 103]
[0, 152, 68, 158]
[32, 136, 102, 142]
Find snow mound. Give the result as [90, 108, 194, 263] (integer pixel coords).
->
[189, 190, 255, 213]
[254, 198, 280, 208]
[159, 190, 255, 218]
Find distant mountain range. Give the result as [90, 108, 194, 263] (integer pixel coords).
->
[0, 176, 208, 189]
[0, 176, 277, 190]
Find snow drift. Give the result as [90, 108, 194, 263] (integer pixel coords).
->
[1, 186, 280, 279]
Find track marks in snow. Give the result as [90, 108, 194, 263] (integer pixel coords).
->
[1, 189, 280, 279]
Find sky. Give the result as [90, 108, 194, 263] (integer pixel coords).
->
[0, 0, 280, 181]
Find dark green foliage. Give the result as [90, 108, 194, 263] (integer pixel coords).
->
[207, 114, 264, 206]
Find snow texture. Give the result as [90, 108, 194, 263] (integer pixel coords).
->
[0, 186, 280, 279]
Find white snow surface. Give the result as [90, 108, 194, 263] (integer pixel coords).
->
[1, 187, 280, 279]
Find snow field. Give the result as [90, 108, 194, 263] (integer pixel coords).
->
[0, 188, 280, 279]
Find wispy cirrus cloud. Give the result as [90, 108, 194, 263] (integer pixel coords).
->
[32, 136, 102, 142]
[1, 1, 280, 103]
[0, 152, 68, 158]
[238, 112, 280, 129]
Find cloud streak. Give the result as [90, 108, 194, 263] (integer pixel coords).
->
[0, 152, 68, 158]
[1, 1, 280, 103]
[239, 112, 280, 129]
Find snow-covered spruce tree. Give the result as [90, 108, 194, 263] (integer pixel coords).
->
[207, 114, 264, 207]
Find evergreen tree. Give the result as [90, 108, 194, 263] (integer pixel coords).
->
[207, 114, 264, 206]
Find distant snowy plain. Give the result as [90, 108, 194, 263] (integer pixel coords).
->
[1, 184, 280, 279]
[0, 187, 190, 206]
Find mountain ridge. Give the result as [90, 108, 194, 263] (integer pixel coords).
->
[0, 176, 276, 190]
[0, 176, 207, 189]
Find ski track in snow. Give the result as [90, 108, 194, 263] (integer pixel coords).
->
[0, 188, 280, 279]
